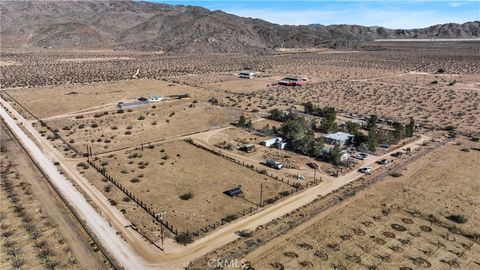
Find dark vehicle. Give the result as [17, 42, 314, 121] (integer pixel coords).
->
[391, 152, 404, 158]
[354, 153, 368, 160]
[306, 162, 319, 169]
[266, 159, 283, 170]
[377, 159, 389, 165]
[379, 144, 390, 149]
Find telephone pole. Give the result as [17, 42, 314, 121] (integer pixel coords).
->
[259, 183, 263, 207]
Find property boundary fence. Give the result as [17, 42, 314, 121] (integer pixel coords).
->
[184, 138, 312, 189]
[86, 158, 177, 236]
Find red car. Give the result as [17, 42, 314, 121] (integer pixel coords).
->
[306, 162, 319, 169]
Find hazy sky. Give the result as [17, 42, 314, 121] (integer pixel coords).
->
[153, 0, 479, 28]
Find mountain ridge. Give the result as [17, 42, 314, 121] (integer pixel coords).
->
[1, 1, 478, 52]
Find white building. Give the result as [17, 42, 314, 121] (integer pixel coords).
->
[261, 137, 283, 147]
[324, 132, 354, 145]
[239, 70, 255, 79]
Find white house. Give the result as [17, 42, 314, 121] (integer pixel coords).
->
[324, 132, 354, 145]
[239, 70, 255, 79]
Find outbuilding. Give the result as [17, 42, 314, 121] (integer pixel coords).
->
[239, 70, 255, 79]
[261, 137, 283, 147]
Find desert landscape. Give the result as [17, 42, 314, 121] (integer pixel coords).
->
[0, 1, 479, 270]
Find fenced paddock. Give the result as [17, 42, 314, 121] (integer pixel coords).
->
[92, 140, 294, 234]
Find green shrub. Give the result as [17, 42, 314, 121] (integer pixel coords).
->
[179, 192, 193, 200]
[175, 234, 193, 245]
[446, 214, 468, 224]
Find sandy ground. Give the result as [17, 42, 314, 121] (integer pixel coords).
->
[245, 139, 480, 270]
[0, 122, 109, 269]
[90, 140, 293, 233]
[6, 79, 203, 118]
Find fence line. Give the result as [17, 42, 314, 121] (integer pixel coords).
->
[86, 158, 177, 236]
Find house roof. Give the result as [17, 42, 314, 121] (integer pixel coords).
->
[240, 70, 254, 74]
[324, 132, 354, 142]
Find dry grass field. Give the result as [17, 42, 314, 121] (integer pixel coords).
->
[244, 139, 480, 270]
[6, 79, 204, 119]
[81, 140, 294, 234]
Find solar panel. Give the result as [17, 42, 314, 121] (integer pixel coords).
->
[224, 187, 243, 197]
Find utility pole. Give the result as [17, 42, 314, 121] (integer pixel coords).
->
[259, 183, 263, 207]
[157, 212, 165, 251]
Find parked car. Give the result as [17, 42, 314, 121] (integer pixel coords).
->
[354, 153, 368, 160]
[358, 167, 372, 174]
[306, 162, 319, 169]
[391, 152, 404, 158]
[377, 159, 389, 165]
[266, 159, 283, 170]
[379, 144, 390, 149]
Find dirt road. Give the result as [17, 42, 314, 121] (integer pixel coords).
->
[0, 95, 430, 269]
[0, 101, 148, 269]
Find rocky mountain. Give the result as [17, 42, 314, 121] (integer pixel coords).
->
[1, 1, 478, 52]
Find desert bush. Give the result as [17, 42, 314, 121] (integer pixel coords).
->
[91, 123, 98, 128]
[237, 229, 253, 238]
[130, 177, 140, 183]
[175, 234, 193, 245]
[137, 115, 145, 120]
[389, 171, 403, 177]
[103, 185, 112, 192]
[179, 192, 193, 200]
[223, 214, 238, 222]
[446, 214, 468, 224]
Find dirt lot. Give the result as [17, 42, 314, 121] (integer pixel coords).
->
[37, 99, 241, 154]
[6, 79, 205, 119]
[84, 140, 294, 234]
[201, 75, 282, 93]
[197, 125, 328, 181]
[244, 139, 480, 270]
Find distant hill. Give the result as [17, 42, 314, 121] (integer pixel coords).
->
[1, 1, 478, 52]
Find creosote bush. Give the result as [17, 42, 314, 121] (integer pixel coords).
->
[179, 192, 193, 200]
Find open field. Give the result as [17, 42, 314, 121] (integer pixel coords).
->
[6, 79, 204, 119]
[243, 139, 480, 270]
[85, 140, 294, 234]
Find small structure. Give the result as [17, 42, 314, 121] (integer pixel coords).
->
[278, 75, 305, 86]
[239, 70, 255, 79]
[148, 96, 163, 102]
[276, 141, 287, 150]
[261, 137, 283, 147]
[239, 144, 256, 153]
[224, 186, 243, 197]
[324, 132, 354, 145]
